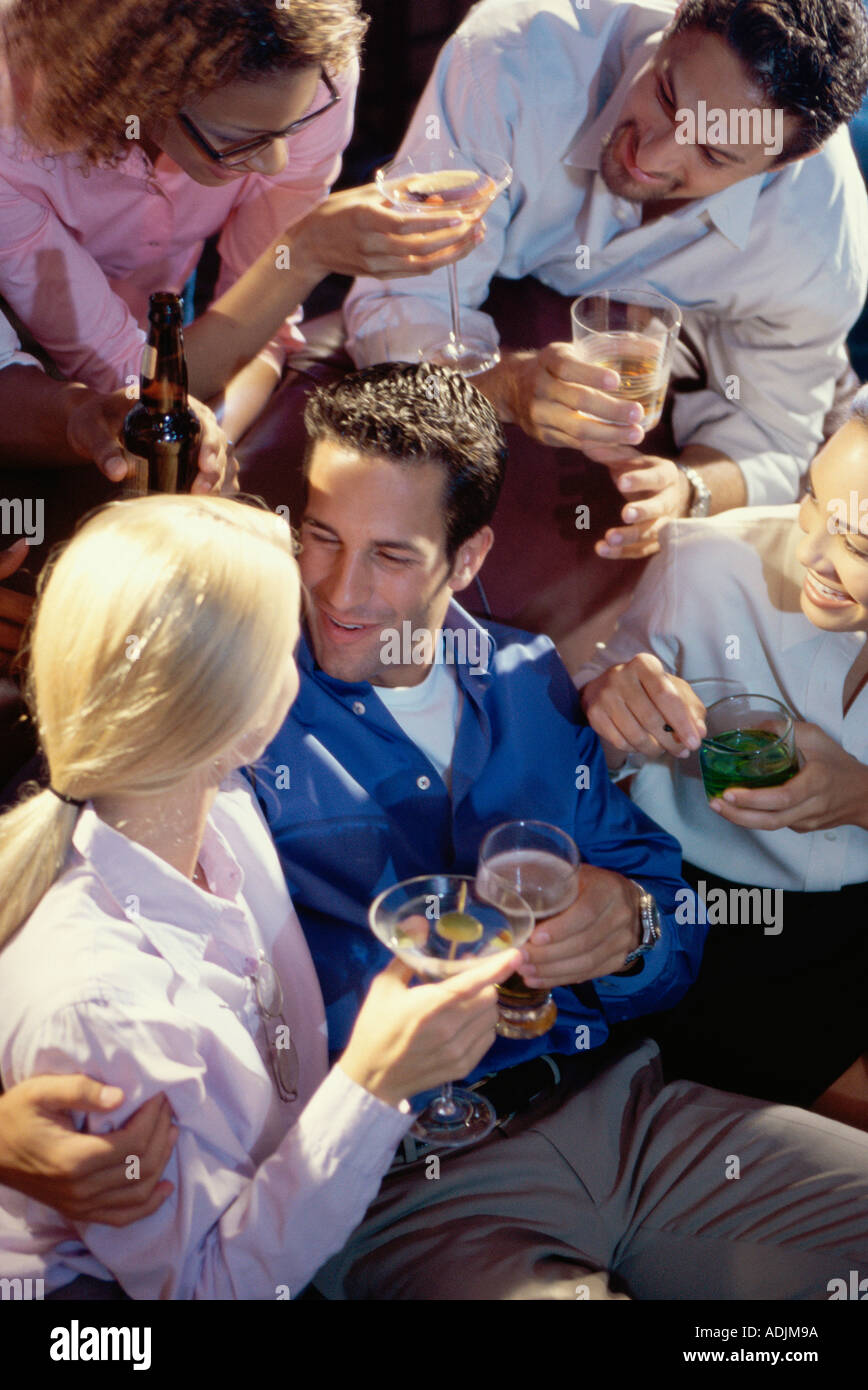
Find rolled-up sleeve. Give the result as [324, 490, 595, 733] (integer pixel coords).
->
[216, 60, 359, 377]
[0, 172, 146, 391]
[14, 998, 410, 1301]
[673, 219, 868, 506]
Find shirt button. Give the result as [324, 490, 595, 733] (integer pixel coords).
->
[416, 775, 431, 790]
[352, 701, 366, 715]
[824, 831, 837, 841]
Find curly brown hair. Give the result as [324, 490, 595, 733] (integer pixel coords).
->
[2, 0, 368, 166]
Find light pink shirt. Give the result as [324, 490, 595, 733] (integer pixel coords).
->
[0, 62, 358, 392]
[0, 771, 410, 1299]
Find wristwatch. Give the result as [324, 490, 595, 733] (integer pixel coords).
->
[678, 463, 712, 518]
[623, 881, 662, 967]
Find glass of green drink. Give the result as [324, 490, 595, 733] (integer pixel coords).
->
[700, 694, 798, 800]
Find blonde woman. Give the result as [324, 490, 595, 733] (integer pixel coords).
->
[0, 495, 518, 1300]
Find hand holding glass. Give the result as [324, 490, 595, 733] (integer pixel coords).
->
[369, 873, 533, 1146]
[376, 146, 512, 376]
[477, 821, 581, 1039]
[571, 288, 682, 431]
[700, 694, 799, 800]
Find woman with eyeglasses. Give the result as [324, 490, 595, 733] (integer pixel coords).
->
[575, 395, 868, 1127]
[0, 0, 483, 444]
[0, 495, 519, 1299]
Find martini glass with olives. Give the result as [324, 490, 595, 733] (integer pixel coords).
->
[369, 873, 534, 1146]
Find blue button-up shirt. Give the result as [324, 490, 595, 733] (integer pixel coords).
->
[256, 602, 703, 1079]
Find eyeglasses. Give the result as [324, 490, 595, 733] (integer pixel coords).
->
[178, 68, 340, 169]
[250, 956, 299, 1103]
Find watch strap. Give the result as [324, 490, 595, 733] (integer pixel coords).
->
[678, 463, 711, 518]
[623, 880, 662, 966]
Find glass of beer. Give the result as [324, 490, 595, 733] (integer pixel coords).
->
[477, 821, 580, 1039]
[570, 288, 682, 430]
[699, 695, 798, 801]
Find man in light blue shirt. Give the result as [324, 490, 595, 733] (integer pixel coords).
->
[256, 363, 868, 1301]
[345, 0, 868, 559]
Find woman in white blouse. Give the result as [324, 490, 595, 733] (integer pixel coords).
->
[575, 394, 868, 1119]
[0, 494, 518, 1299]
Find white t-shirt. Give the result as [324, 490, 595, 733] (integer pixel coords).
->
[375, 657, 462, 786]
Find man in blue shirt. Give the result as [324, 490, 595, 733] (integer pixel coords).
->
[258, 363, 868, 1300]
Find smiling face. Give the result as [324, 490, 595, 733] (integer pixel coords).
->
[600, 28, 802, 205]
[796, 420, 868, 633]
[150, 66, 323, 186]
[298, 439, 491, 687]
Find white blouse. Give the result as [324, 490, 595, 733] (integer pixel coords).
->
[573, 506, 868, 891]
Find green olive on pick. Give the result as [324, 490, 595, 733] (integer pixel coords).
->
[435, 911, 484, 944]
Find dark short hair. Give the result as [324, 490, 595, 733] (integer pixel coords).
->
[303, 362, 508, 560]
[670, 0, 868, 158]
[850, 383, 868, 425]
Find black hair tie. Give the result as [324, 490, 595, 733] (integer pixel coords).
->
[49, 787, 86, 808]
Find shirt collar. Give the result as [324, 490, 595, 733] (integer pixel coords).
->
[292, 600, 496, 727]
[71, 804, 249, 983]
[564, 27, 767, 252]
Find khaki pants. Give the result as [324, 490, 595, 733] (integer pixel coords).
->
[314, 1040, 868, 1300]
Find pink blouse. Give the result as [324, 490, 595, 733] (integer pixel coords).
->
[0, 62, 358, 391]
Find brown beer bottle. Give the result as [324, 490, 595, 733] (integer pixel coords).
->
[123, 292, 201, 493]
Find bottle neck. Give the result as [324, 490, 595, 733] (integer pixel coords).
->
[140, 318, 190, 413]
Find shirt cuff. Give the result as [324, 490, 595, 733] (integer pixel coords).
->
[0, 349, 43, 373]
[677, 422, 804, 506]
[593, 905, 683, 1000]
[345, 295, 499, 369]
[306, 1064, 414, 1177]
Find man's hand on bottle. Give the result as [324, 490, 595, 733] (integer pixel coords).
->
[291, 182, 486, 282]
[64, 386, 239, 494]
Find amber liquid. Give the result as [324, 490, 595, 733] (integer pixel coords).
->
[123, 318, 201, 495]
[581, 334, 667, 428]
[483, 850, 578, 1010]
